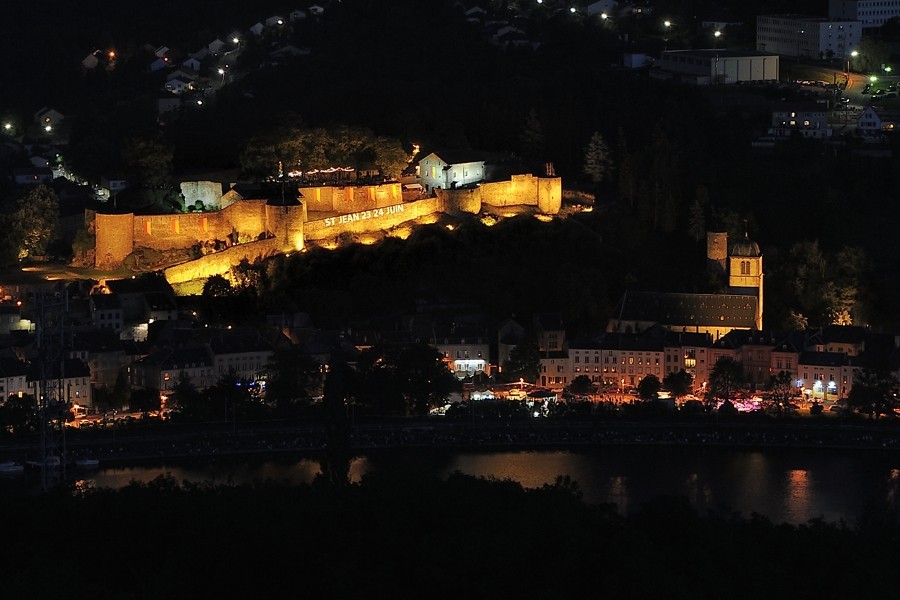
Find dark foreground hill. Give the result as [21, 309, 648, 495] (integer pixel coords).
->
[1, 472, 898, 599]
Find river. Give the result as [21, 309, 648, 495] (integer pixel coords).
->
[11, 445, 898, 526]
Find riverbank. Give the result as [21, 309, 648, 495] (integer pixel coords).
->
[4, 416, 900, 467]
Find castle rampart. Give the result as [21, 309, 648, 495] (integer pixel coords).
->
[93, 177, 561, 277]
[304, 197, 446, 241]
[164, 237, 284, 285]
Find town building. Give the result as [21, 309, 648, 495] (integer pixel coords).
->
[769, 102, 832, 139]
[857, 106, 900, 134]
[417, 151, 486, 192]
[756, 15, 861, 59]
[0, 357, 28, 400]
[829, 0, 900, 28]
[655, 49, 779, 85]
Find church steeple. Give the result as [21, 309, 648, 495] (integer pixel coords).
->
[728, 230, 763, 329]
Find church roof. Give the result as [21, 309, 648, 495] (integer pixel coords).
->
[730, 233, 761, 257]
[613, 291, 758, 329]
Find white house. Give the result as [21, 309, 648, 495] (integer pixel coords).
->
[27, 358, 93, 410]
[586, 0, 618, 17]
[208, 38, 226, 55]
[164, 77, 193, 95]
[82, 52, 99, 69]
[0, 357, 28, 400]
[290, 9, 307, 21]
[417, 151, 486, 192]
[208, 332, 274, 382]
[99, 174, 128, 199]
[34, 107, 65, 129]
[182, 57, 202, 71]
[149, 56, 171, 72]
[90, 293, 124, 332]
[266, 15, 286, 27]
[857, 106, 900, 133]
[12, 167, 52, 185]
[249, 22, 265, 36]
[308, 5, 325, 16]
[769, 102, 832, 138]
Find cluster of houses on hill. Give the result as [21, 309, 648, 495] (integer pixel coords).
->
[80, 6, 323, 120]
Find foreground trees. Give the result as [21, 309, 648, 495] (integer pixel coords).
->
[2, 473, 899, 599]
[354, 343, 461, 416]
[847, 367, 900, 419]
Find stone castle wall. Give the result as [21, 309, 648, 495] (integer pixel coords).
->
[94, 178, 560, 272]
[303, 183, 403, 213]
[481, 175, 561, 213]
[180, 181, 223, 210]
[164, 237, 284, 285]
[304, 197, 446, 241]
[131, 199, 270, 251]
[439, 175, 562, 215]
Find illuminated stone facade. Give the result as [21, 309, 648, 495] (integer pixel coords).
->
[92, 177, 562, 279]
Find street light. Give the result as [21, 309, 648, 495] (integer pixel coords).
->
[847, 50, 858, 74]
[663, 20, 672, 50]
[218, 67, 226, 83]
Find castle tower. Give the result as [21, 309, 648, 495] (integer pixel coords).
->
[706, 231, 728, 277]
[728, 232, 763, 329]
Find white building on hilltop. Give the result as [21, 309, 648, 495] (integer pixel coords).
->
[830, 0, 900, 28]
[757, 15, 861, 59]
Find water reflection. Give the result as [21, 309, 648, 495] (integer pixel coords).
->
[784, 469, 812, 524]
[6, 448, 900, 525]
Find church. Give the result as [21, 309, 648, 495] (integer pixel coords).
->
[606, 230, 763, 340]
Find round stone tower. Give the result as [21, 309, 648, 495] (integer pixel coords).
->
[706, 231, 728, 276]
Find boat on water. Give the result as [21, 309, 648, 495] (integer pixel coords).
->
[0, 461, 25, 474]
[25, 456, 62, 468]
[74, 458, 100, 469]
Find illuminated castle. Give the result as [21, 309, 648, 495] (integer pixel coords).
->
[90, 175, 562, 285]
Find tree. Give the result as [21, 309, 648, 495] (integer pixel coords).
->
[636, 374, 661, 400]
[663, 369, 693, 400]
[122, 133, 173, 188]
[503, 338, 541, 384]
[354, 343, 460, 416]
[171, 371, 207, 421]
[205, 368, 257, 424]
[768, 370, 796, 416]
[568, 375, 594, 397]
[707, 357, 743, 408]
[396, 343, 461, 415]
[582, 131, 612, 184]
[372, 136, 410, 180]
[10, 185, 59, 259]
[0, 394, 38, 434]
[520, 108, 545, 162]
[263, 348, 322, 414]
[847, 367, 900, 419]
[203, 274, 233, 298]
